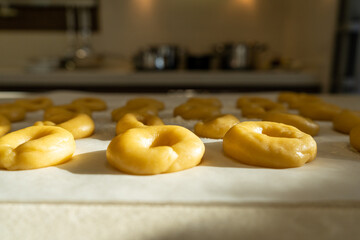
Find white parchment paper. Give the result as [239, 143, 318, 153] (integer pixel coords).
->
[0, 91, 360, 205]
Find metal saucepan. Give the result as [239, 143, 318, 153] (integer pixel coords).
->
[133, 45, 180, 71]
[214, 42, 267, 70]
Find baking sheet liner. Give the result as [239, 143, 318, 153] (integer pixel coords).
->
[0, 91, 359, 204]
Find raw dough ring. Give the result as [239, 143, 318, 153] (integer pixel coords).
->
[115, 113, 164, 135]
[0, 114, 11, 137]
[262, 112, 320, 136]
[44, 105, 92, 124]
[241, 102, 286, 119]
[277, 92, 322, 109]
[107, 125, 205, 175]
[223, 121, 317, 168]
[333, 110, 360, 134]
[299, 102, 342, 121]
[194, 114, 240, 139]
[0, 104, 26, 122]
[14, 97, 53, 112]
[174, 103, 221, 120]
[72, 97, 107, 111]
[35, 113, 95, 139]
[350, 125, 360, 152]
[126, 97, 165, 111]
[0, 126, 76, 170]
[112, 105, 159, 122]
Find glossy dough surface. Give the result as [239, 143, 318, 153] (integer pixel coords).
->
[107, 125, 205, 175]
[223, 121, 317, 168]
[0, 126, 76, 170]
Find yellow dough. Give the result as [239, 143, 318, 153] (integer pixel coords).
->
[241, 102, 286, 119]
[174, 103, 221, 120]
[116, 113, 164, 135]
[173, 97, 222, 120]
[333, 110, 360, 134]
[35, 113, 95, 139]
[14, 97, 53, 112]
[107, 125, 205, 175]
[0, 126, 76, 170]
[0, 103, 26, 122]
[262, 112, 320, 136]
[72, 97, 107, 111]
[112, 105, 159, 122]
[236, 96, 286, 119]
[299, 102, 342, 121]
[0, 114, 11, 137]
[277, 92, 322, 109]
[350, 125, 360, 152]
[194, 114, 240, 139]
[223, 121, 317, 168]
[44, 105, 92, 124]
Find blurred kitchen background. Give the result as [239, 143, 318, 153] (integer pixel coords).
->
[0, 0, 358, 93]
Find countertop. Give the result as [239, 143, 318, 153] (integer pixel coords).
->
[1, 90, 359, 240]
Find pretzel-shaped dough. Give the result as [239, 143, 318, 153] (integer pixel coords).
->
[107, 125, 205, 175]
[0, 126, 76, 170]
[223, 121, 317, 168]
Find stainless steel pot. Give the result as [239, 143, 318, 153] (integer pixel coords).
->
[133, 45, 179, 71]
[215, 42, 266, 70]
